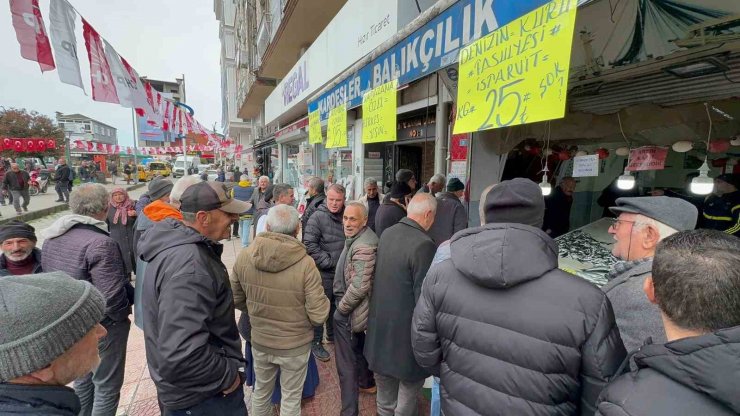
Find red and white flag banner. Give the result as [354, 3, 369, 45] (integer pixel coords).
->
[49, 0, 84, 89]
[10, 0, 55, 72]
[104, 41, 139, 109]
[82, 19, 118, 104]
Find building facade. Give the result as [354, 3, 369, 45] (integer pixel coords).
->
[56, 113, 118, 146]
[136, 77, 187, 149]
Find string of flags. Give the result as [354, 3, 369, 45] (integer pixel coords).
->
[8, 0, 225, 145]
[68, 140, 244, 156]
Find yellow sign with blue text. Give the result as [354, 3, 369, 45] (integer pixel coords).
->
[362, 80, 398, 144]
[453, 0, 578, 134]
[309, 110, 322, 145]
[326, 104, 348, 148]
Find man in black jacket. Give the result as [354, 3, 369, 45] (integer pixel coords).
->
[543, 176, 577, 238]
[304, 183, 346, 362]
[596, 229, 740, 415]
[139, 182, 249, 415]
[365, 193, 437, 416]
[301, 176, 325, 232]
[54, 158, 71, 202]
[412, 178, 626, 416]
[3, 163, 30, 214]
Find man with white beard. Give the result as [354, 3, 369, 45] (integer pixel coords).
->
[0, 220, 42, 276]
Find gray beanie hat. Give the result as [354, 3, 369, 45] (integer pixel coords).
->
[481, 178, 545, 228]
[148, 178, 174, 201]
[0, 272, 105, 382]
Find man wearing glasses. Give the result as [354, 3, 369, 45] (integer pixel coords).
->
[602, 196, 698, 354]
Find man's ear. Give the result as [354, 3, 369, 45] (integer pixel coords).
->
[643, 225, 661, 250]
[196, 211, 209, 225]
[644, 276, 658, 305]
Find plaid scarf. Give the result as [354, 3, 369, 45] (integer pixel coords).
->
[607, 257, 652, 281]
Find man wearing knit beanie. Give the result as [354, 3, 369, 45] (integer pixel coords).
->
[412, 178, 626, 415]
[427, 178, 467, 246]
[0, 220, 42, 276]
[0, 272, 107, 415]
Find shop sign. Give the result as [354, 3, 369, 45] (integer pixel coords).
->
[368, 152, 381, 159]
[626, 146, 669, 171]
[573, 154, 599, 177]
[282, 60, 310, 106]
[362, 80, 398, 144]
[308, 0, 551, 120]
[453, 0, 578, 134]
[275, 116, 309, 139]
[326, 104, 348, 148]
[309, 110, 323, 144]
[450, 133, 469, 161]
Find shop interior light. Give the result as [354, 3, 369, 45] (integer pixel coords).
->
[617, 170, 635, 190]
[539, 175, 552, 196]
[690, 159, 714, 195]
[691, 103, 716, 195]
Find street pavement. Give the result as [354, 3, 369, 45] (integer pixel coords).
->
[25, 180, 430, 415]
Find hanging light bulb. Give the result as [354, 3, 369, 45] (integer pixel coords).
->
[617, 169, 635, 190]
[539, 167, 552, 196]
[690, 158, 714, 195]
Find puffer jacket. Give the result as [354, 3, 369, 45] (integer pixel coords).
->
[138, 218, 245, 410]
[231, 231, 329, 354]
[596, 326, 740, 415]
[412, 223, 626, 416]
[334, 227, 378, 333]
[301, 193, 326, 232]
[41, 215, 131, 322]
[304, 203, 345, 280]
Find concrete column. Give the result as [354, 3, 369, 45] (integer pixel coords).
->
[434, 75, 450, 175]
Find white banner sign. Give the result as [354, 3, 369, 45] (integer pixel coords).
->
[573, 154, 599, 177]
[49, 0, 84, 90]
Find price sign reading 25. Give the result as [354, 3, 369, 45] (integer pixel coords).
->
[453, 0, 578, 135]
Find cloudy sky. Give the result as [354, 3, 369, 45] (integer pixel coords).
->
[0, 0, 222, 147]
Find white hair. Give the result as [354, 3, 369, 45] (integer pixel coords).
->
[259, 175, 270, 183]
[429, 174, 446, 185]
[634, 214, 679, 241]
[170, 175, 203, 206]
[364, 177, 378, 188]
[266, 204, 300, 235]
[407, 193, 437, 217]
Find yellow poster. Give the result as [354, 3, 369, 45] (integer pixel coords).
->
[326, 104, 347, 149]
[453, 0, 578, 134]
[362, 80, 398, 144]
[309, 110, 322, 145]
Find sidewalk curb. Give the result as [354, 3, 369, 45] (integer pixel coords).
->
[0, 183, 146, 225]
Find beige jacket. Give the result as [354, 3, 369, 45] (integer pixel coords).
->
[231, 231, 329, 354]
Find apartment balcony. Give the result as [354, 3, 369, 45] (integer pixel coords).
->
[258, 0, 346, 78]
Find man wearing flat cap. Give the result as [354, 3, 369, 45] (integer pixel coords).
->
[0, 220, 42, 276]
[0, 272, 107, 414]
[603, 196, 698, 353]
[701, 173, 740, 237]
[139, 181, 250, 414]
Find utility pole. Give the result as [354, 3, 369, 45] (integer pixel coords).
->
[131, 108, 139, 184]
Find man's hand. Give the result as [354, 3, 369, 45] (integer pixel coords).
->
[222, 373, 241, 396]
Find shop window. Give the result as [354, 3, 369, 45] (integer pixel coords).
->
[284, 142, 313, 198]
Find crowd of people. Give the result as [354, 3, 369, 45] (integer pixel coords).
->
[0, 166, 738, 416]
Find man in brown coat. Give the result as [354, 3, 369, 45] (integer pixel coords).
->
[333, 202, 379, 416]
[231, 203, 329, 416]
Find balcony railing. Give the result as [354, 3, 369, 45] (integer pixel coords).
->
[255, 12, 273, 67]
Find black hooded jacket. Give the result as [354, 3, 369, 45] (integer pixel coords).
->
[303, 203, 345, 281]
[412, 223, 627, 415]
[138, 218, 245, 410]
[596, 326, 740, 415]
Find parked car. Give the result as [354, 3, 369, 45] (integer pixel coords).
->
[205, 169, 219, 181]
[137, 165, 154, 182]
[147, 161, 171, 177]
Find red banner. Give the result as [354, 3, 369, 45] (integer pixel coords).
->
[0, 137, 57, 152]
[626, 147, 669, 172]
[82, 19, 119, 104]
[9, 0, 55, 72]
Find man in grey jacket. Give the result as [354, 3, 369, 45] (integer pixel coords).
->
[596, 230, 740, 415]
[603, 196, 697, 353]
[41, 183, 132, 416]
[139, 182, 249, 415]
